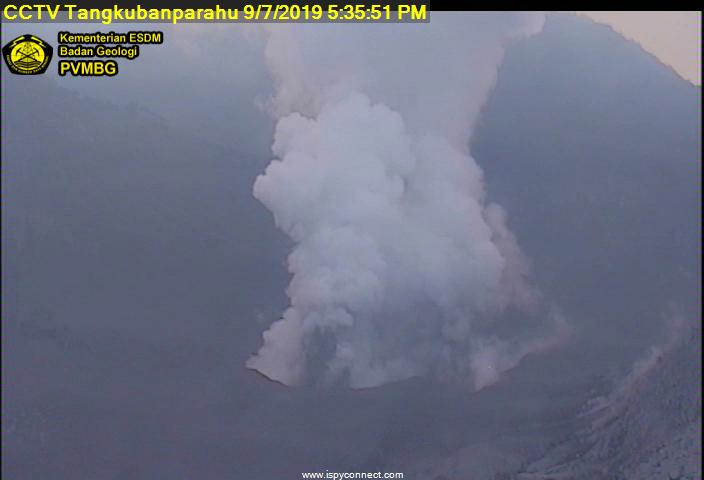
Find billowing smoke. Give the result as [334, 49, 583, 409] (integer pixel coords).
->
[247, 13, 565, 389]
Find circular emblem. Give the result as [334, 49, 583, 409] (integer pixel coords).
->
[3, 35, 53, 75]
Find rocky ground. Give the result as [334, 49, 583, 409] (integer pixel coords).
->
[387, 319, 702, 480]
[516, 320, 701, 480]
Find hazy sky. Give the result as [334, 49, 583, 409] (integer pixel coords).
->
[578, 11, 701, 85]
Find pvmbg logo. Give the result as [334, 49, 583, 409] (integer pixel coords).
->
[2, 35, 53, 75]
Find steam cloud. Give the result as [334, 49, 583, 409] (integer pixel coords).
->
[247, 13, 565, 389]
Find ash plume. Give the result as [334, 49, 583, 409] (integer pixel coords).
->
[247, 13, 566, 389]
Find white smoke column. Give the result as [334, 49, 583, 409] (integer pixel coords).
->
[247, 13, 554, 389]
